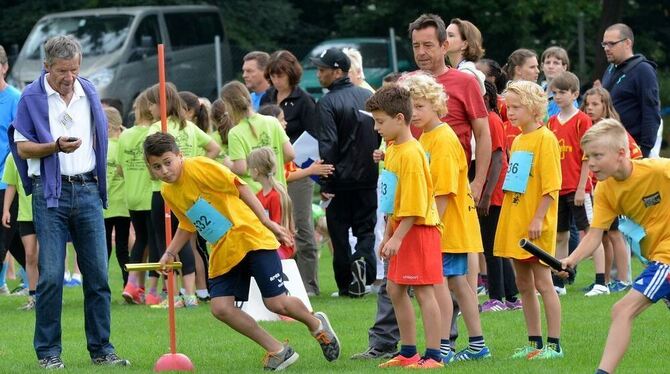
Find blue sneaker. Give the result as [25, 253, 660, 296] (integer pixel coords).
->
[608, 280, 631, 293]
[442, 350, 455, 364]
[453, 346, 491, 361]
[581, 282, 595, 292]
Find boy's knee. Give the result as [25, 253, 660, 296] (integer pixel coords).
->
[211, 303, 235, 321]
[610, 300, 633, 321]
[264, 298, 290, 315]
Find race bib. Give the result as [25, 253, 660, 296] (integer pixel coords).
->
[185, 197, 232, 244]
[379, 170, 398, 214]
[503, 151, 534, 193]
[618, 217, 648, 265]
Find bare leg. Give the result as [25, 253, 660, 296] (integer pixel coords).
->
[609, 230, 630, 283]
[387, 281, 416, 346]
[448, 275, 483, 337]
[555, 231, 570, 260]
[532, 263, 561, 338]
[602, 235, 614, 283]
[466, 253, 479, 293]
[434, 279, 453, 342]
[512, 260, 541, 336]
[413, 285, 442, 349]
[20, 234, 39, 290]
[263, 294, 320, 332]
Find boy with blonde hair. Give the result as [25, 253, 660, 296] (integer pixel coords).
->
[562, 119, 670, 374]
[400, 73, 490, 363]
[366, 85, 444, 368]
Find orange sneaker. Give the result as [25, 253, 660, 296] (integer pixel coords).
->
[122, 283, 144, 304]
[144, 293, 161, 306]
[406, 358, 444, 369]
[378, 353, 420, 368]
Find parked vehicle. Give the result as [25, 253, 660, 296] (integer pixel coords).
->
[9, 5, 233, 119]
[300, 37, 415, 99]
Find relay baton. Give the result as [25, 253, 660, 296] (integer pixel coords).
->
[125, 262, 183, 272]
[519, 239, 575, 277]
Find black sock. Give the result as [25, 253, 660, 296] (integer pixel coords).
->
[595, 369, 610, 374]
[529, 336, 543, 349]
[547, 337, 561, 352]
[506, 295, 518, 303]
[29, 290, 36, 296]
[424, 348, 442, 362]
[595, 273, 606, 286]
[553, 274, 565, 288]
[399, 345, 417, 357]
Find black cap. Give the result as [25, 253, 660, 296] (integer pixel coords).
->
[310, 48, 350, 72]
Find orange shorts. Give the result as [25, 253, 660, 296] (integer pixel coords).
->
[387, 225, 442, 285]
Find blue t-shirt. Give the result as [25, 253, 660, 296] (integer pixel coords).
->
[0, 85, 21, 190]
[250, 91, 266, 112]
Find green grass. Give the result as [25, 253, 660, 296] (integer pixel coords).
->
[0, 249, 667, 373]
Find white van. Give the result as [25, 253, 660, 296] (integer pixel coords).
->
[9, 5, 233, 118]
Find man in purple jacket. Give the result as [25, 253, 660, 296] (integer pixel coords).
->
[9, 35, 128, 369]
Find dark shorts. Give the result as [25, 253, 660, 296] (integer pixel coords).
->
[557, 192, 591, 232]
[608, 216, 619, 231]
[18, 221, 36, 237]
[208, 250, 287, 301]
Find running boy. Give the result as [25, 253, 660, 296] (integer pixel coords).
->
[547, 71, 606, 297]
[400, 73, 490, 363]
[494, 81, 564, 359]
[561, 119, 670, 374]
[145, 132, 340, 371]
[366, 85, 444, 368]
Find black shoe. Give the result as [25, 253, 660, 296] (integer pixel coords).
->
[348, 258, 367, 297]
[38, 356, 64, 369]
[350, 346, 396, 360]
[91, 353, 130, 366]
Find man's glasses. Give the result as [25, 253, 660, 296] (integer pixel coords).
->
[601, 39, 627, 49]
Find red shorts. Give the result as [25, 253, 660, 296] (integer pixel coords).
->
[277, 244, 294, 260]
[387, 225, 442, 285]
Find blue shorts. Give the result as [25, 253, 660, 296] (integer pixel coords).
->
[632, 262, 670, 303]
[208, 250, 287, 301]
[442, 253, 468, 277]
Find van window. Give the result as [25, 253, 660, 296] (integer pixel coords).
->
[133, 15, 161, 54]
[22, 15, 133, 60]
[164, 12, 223, 50]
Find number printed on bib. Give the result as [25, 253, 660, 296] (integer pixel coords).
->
[379, 169, 398, 214]
[502, 151, 534, 194]
[186, 197, 232, 244]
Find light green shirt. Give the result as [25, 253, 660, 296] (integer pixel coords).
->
[104, 138, 130, 218]
[117, 125, 153, 211]
[2, 154, 32, 222]
[210, 131, 229, 164]
[227, 113, 289, 192]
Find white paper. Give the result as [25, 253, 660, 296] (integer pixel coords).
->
[292, 131, 320, 167]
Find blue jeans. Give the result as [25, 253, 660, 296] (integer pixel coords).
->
[32, 177, 115, 359]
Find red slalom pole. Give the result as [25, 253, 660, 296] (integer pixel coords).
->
[154, 43, 194, 372]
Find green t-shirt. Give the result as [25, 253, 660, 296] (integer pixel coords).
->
[210, 131, 229, 164]
[148, 117, 214, 191]
[227, 113, 290, 192]
[1, 154, 32, 222]
[104, 138, 129, 218]
[117, 125, 153, 211]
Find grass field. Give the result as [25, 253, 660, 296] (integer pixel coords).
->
[0, 249, 667, 373]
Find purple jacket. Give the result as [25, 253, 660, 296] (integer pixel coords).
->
[8, 71, 108, 208]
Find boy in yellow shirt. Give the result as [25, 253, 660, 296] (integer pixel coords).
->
[562, 119, 670, 374]
[400, 73, 489, 363]
[366, 85, 444, 368]
[144, 132, 340, 371]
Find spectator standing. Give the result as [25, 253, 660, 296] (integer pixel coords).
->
[242, 51, 271, 111]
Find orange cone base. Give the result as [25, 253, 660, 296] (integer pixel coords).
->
[154, 353, 194, 372]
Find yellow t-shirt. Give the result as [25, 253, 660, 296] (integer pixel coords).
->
[494, 126, 561, 259]
[420, 124, 483, 253]
[591, 159, 670, 264]
[384, 139, 440, 227]
[160, 157, 280, 278]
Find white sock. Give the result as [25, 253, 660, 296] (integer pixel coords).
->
[196, 289, 209, 298]
[72, 273, 82, 282]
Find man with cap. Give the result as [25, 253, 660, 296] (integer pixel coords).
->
[314, 48, 381, 298]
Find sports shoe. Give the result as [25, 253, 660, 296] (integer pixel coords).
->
[453, 346, 491, 361]
[150, 296, 190, 309]
[406, 357, 444, 369]
[585, 284, 610, 297]
[313, 312, 340, 361]
[554, 286, 567, 296]
[481, 299, 508, 312]
[663, 296, 670, 311]
[442, 350, 455, 364]
[505, 299, 523, 310]
[581, 282, 595, 292]
[144, 292, 161, 305]
[38, 355, 64, 369]
[348, 258, 367, 297]
[608, 280, 631, 293]
[0, 284, 9, 296]
[477, 285, 488, 296]
[19, 296, 36, 311]
[122, 283, 144, 305]
[262, 344, 299, 371]
[91, 353, 130, 366]
[350, 346, 396, 360]
[378, 353, 420, 368]
[65, 277, 82, 287]
[11, 285, 28, 295]
[510, 345, 539, 359]
[528, 345, 563, 360]
[182, 294, 199, 308]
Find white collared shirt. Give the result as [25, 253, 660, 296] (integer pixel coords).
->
[14, 75, 96, 176]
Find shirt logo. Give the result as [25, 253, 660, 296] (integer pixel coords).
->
[641, 192, 661, 208]
[557, 139, 573, 160]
